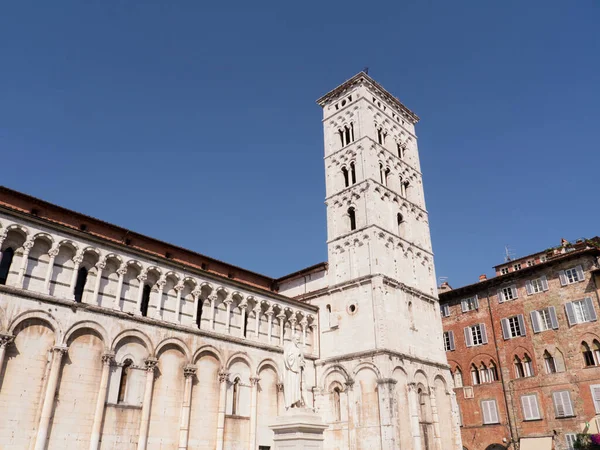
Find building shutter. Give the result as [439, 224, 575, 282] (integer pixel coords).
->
[553, 391, 574, 417]
[541, 275, 549, 291]
[441, 303, 450, 317]
[511, 285, 519, 299]
[559, 270, 567, 286]
[487, 400, 499, 423]
[565, 302, 577, 326]
[480, 324, 488, 344]
[525, 280, 533, 295]
[530, 311, 541, 333]
[517, 314, 526, 336]
[501, 318, 510, 340]
[553, 392, 564, 417]
[464, 327, 473, 347]
[584, 297, 597, 321]
[576, 265, 584, 282]
[590, 385, 600, 414]
[461, 299, 468, 312]
[482, 400, 492, 424]
[497, 289, 504, 303]
[473, 295, 479, 309]
[549, 306, 559, 329]
[522, 395, 533, 420]
[562, 391, 574, 416]
[529, 395, 540, 419]
[448, 330, 455, 351]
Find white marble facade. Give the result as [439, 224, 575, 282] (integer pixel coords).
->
[0, 72, 461, 450]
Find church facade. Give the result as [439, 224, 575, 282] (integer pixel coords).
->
[0, 73, 462, 449]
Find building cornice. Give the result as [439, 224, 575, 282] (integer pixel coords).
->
[315, 347, 450, 371]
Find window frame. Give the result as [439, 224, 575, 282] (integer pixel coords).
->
[559, 265, 585, 286]
[521, 394, 542, 421]
[443, 330, 455, 351]
[565, 297, 597, 326]
[501, 314, 526, 339]
[461, 295, 479, 312]
[530, 306, 559, 333]
[552, 390, 575, 418]
[481, 399, 500, 425]
[464, 323, 488, 347]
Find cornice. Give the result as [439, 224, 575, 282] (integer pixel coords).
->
[315, 347, 450, 371]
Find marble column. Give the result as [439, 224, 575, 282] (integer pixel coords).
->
[377, 378, 399, 450]
[178, 365, 197, 450]
[253, 304, 261, 339]
[276, 382, 284, 416]
[137, 358, 158, 450]
[449, 390, 463, 450]
[345, 379, 357, 450]
[0, 334, 15, 390]
[89, 352, 115, 450]
[408, 383, 422, 450]
[153, 277, 166, 319]
[429, 386, 442, 450]
[277, 312, 286, 345]
[209, 294, 217, 330]
[174, 282, 184, 324]
[34, 345, 68, 450]
[216, 370, 229, 450]
[92, 261, 106, 306]
[191, 289, 202, 327]
[300, 318, 308, 347]
[249, 376, 260, 450]
[239, 301, 248, 338]
[17, 239, 34, 287]
[223, 296, 233, 334]
[266, 307, 274, 344]
[68, 252, 84, 298]
[135, 273, 148, 315]
[43, 247, 59, 293]
[113, 266, 127, 310]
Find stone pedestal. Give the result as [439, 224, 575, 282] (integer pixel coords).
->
[269, 408, 328, 450]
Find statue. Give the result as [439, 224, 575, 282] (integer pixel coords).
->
[283, 333, 305, 409]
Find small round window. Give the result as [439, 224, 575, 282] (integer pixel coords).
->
[347, 303, 357, 315]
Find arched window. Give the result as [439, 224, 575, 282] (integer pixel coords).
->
[232, 377, 240, 415]
[544, 350, 557, 373]
[348, 207, 356, 231]
[118, 359, 132, 403]
[397, 213, 404, 235]
[454, 368, 463, 388]
[471, 364, 480, 385]
[0, 247, 15, 285]
[401, 180, 409, 198]
[344, 125, 351, 145]
[379, 163, 384, 184]
[350, 162, 356, 185]
[140, 284, 151, 317]
[479, 363, 488, 383]
[338, 129, 344, 147]
[408, 301, 414, 329]
[514, 356, 525, 378]
[593, 341, 600, 365]
[523, 354, 533, 377]
[488, 361, 498, 382]
[342, 167, 349, 188]
[582, 341, 597, 367]
[377, 127, 386, 145]
[196, 298, 203, 328]
[243, 308, 249, 337]
[333, 387, 341, 421]
[397, 143, 404, 159]
[73, 266, 88, 303]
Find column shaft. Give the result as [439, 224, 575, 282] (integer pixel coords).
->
[249, 377, 259, 450]
[429, 387, 442, 450]
[408, 384, 422, 450]
[113, 269, 126, 310]
[92, 263, 105, 306]
[178, 366, 196, 450]
[346, 381, 357, 450]
[89, 353, 114, 450]
[240, 305, 247, 338]
[210, 296, 216, 330]
[267, 313, 273, 343]
[137, 358, 158, 450]
[17, 243, 33, 287]
[216, 371, 229, 450]
[43, 251, 58, 293]
[224, 300, 232, 333]
[68, 254, 84, 297]
[174, 284, 183, 323]
[0, 334, 15, 392]
[135, 274, 147, 315]
[377, 378, 399, 450]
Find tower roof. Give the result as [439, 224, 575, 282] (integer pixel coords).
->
[316, 71, 420, 124]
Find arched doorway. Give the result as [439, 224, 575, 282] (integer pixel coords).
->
[485, 445, 506, 450]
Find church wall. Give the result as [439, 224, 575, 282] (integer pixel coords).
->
[188, 353, 220, 449]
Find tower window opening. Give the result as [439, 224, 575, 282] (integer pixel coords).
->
[333, 387, 341, 421]
[401, 180, 409, 198]
[350, 162, 356, 184]
[397, 213, 404, 236]
[141, 284, 151, 317]
[348, 207, 356, 231]
[342, 167, 349, 187]
[73, 266, 88, 303]
[384, 167, 390, 186]
[196, 298, 203, 328]
[0, 247, 15, 285]
[377, 127, 384, 145]
[338, 130, 344, 147]
[397, 143, 404, 159]
[232, 377, 240, 415]
[117, 359, 132, 403]
[243, 307, 249, 337]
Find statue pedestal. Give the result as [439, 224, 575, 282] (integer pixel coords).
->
[269, 407, 328, 450]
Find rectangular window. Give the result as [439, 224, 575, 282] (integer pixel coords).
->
[565, 298, 598, 326]
[530, 306, 559, 333]
[441, 303, 450, 318]
[590, 385, 600, 414]
[461, 295, 479, 312]
[526, 276, 549, 295]
[481, 399, 500, 424]
[545, 355, 557, 374]
[565, 434, 577, 450]
[552, 390, 574, 418]
[527, 260, 535, 267]
[443, 331, 455, 351]
[521, 394, 541, 420]
[501, 315, 526, 339]
[540, 255, 547, 262]
[513, 263, 522, 271]
[464, 324, 488, 347]
[498, 285, 518, 303]
[500, 267, 509, 275]
[559, 265, 584, 286]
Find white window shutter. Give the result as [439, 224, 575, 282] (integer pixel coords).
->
[585, 297, 597, 321]
[449, 331, 455, 351]
[530, 396, 540, 419]
[464, 327, 473, 347]
[576, 265, 584, 282]
[553, 392, 565, 417]
[480, 323, 488, 344]
[521, 396, 532, 420]
[559, 270, 567, 286]
[474, 295, 479, 309]
[497, 289, 504, 303]
[530, 311, 541, 333]
[549, 306, 559, 329]
[489, 400, 499, 423]
[501, 318, 510, 340]
[565, 302, 577, 326]
[562, 391, 574, 416]
[461, 299, 467, 313]
[541, 275, 549, 291]
[525, 280, 533, 296]
[511, 285, 518, 299]
[517, 314, 526, 336]
[591, 385, 600, 414]
[482, 401, 491, 424]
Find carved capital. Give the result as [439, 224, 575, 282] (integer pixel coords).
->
[117, 266, 128, 276]
[144, 358, 158, 372]
[52, 345, 69, 355]
[276, 312, 286, 321]
[95, 261, 106, 271]
[276, 382, 284, 392]
[174, 282, 185, 292]
[377, 377, 398, 385]
[22, 239, 35, 251]
[250, 376, 260, 386]
[192, 289, 202, 299]
[155, 278, 166, 289]
[48, 247, 60, 258]
[407, 382, 418, 392]
[0, 333, 14, 348]
[218, 370, 229, 383]
[265, 308, 274, 317]
[208, 293, 218, 303]
[137, 274, 147, 283]
[101, 352, 115, 365]
[72, 253, 84, 265]
[183, 364, 197, 378]
[223, 296, 233, 306]
[345, 378, 355, 391]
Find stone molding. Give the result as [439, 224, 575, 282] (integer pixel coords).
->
[316, 348, 450, 371]
[144, 358, 158, 372]
[0, 333, 14, 348]
[183, 364, 197, 378]
[101, 352, 115, 365]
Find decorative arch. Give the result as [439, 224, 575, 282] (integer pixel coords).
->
[155, 337, 191, 363]
[63, 320, 109, 348]
[111, 329, 154, 355]
[433, 374, 449, 394]
[353, 361, 382, 379]
[256, 358, 281, 379]
[226, 351, 254, 372]
[58, 239, 79, 253]
[32, 232, 55, 246]
[8, 309, 62, 343]
[193, 344, 224, 366]
[412, 368, 429, 386]
[321, 364, 351, 387]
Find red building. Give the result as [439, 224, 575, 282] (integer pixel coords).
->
[439, 238, 600, 450]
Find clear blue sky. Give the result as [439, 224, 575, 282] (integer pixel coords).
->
[1, 1, 598, 287]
